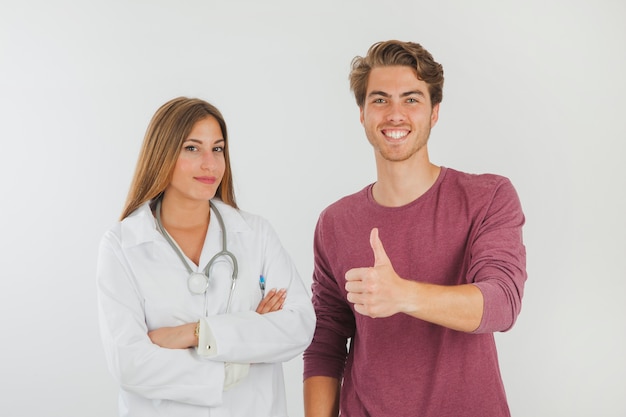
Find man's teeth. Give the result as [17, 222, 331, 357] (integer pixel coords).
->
[385, 131, 408, 139]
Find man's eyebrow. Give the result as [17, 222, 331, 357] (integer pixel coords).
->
[401, 90, 425, 98]
[368, 90, 391, 98]
[367, 90, 426, 98]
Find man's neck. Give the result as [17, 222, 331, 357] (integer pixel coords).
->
[372, 152, 441, 207]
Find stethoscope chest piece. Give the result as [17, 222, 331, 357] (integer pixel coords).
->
[188, 272, 209, 294]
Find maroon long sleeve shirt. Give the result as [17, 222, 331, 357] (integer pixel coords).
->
[303, 167, 527, 417]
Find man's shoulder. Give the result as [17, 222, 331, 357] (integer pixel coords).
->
[444, 167, 513, 192]
[443, 167, 521, 212]
[321, 185, 371, 215]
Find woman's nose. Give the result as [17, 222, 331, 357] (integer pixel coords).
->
[201, 151, 216, 169]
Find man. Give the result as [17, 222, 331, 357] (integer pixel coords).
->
[303, 40, 526, 417]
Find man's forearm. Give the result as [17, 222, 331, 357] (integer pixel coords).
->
[304, 376, 340, 417]
[403, 281, 484, 332]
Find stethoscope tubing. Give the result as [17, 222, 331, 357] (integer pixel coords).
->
[155, 198, 239, 315]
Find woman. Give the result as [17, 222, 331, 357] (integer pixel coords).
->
[96, 97, 315, 416]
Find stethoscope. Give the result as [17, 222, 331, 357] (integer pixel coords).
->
[155, 198, 239, 314]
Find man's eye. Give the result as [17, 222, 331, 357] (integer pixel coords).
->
[407, 98, 418, 103]
[374, 98, 386, 104]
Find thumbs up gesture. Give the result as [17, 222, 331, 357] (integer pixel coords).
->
[345, 228, 409, 318]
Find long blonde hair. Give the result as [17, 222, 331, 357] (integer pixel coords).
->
[120, 97, 237, 220]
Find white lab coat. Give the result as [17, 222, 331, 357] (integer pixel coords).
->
[96, 199, 316, 417]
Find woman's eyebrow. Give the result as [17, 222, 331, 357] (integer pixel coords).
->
[183, 138, 225, 145]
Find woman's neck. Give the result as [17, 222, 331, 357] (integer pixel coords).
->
[159, 194, 211, 230]
[157, 195, 211, 266]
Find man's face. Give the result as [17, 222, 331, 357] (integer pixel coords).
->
[360, 65, 439, 163]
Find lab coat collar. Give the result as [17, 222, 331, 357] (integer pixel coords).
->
[209, 199, 252, 234]
[119, 199, 250, 249]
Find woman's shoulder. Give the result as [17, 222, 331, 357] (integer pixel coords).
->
[211, 199, 274, 234]
[102, 202, 156, 248]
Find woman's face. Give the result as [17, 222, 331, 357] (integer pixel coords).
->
[165, 116, 226, 204]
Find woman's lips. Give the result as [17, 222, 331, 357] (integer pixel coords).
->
[194, 176, 216, 184]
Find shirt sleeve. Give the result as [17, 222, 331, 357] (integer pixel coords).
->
[469, 178, 527, 333]
[96, 231, 226, 406]
[303, 213, 356, 380]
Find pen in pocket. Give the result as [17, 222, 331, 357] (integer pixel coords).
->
[259, 275, 266, 298]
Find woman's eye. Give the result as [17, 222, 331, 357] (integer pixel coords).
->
[184, 145, 198, 152]
[213, 146, 224, 153]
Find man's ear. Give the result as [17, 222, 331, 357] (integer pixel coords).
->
[430, 103, 440, 127]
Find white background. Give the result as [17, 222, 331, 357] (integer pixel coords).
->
[1, 1, 625, 416]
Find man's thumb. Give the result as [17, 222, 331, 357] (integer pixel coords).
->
[370, 228, 391, 266]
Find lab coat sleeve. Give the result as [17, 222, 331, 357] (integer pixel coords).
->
[96, 231, 226, 406]
[201, 219, 316, 364]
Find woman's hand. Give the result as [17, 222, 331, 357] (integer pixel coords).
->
[148, 322, 197, 349]
[256, 288, 286, 314]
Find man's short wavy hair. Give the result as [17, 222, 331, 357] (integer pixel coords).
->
[350, 40, 444, 108]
